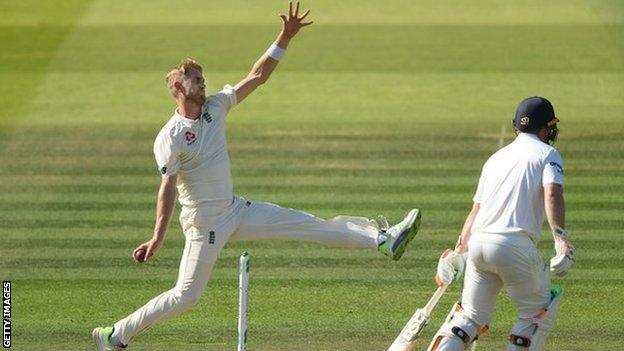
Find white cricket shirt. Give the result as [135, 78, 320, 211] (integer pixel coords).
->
[153, 85, 237, 207]
[471, 133, 564, 241]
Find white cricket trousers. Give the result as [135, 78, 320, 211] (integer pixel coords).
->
[437, 233, 551, 350]
[112, 196, 380, 345]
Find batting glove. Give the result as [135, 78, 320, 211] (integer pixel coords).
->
[550, 228, 575, 277]
[435, 249, 467, 287]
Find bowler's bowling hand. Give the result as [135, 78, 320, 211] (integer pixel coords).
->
[133, 237, 163, 263]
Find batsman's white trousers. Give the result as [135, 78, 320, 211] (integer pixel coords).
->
[434, 232, 551, 351]
[113, 196, 379, 345]
[462, 232, 550, 324]
[435, 233, 551, 350]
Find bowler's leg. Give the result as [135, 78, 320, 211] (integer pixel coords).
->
[230, 200, 380, 248]
[110, 225, 225, 346]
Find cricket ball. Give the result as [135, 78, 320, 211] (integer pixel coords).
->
[134, 248, 147, 262]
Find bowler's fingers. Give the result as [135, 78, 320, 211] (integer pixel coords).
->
[301, 21, 313, 27]
[300, 9, 310, 20]
[295, 1, 300, 17]
[144, 244, 155, 262]
[279, 14, 287, 24]
[288, 2, 293, 18]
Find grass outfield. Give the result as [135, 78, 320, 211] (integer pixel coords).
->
[1, 1, 623, 350]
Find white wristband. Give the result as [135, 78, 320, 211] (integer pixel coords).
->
[267, 43, 286, 61]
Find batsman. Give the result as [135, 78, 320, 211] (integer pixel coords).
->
[428, 97, 575, 350]
[92, 3, 421, 350]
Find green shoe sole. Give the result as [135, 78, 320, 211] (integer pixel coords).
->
[92, 326, 117, 351]
[391, 209, 421, 261]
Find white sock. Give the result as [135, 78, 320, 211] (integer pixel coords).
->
[376, 233, 388, 246]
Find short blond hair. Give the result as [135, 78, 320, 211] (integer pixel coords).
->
[165, 58, 203, 98]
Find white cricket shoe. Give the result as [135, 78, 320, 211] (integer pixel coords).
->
[92, 326, 125, 350]
[377, 209, 421, 260]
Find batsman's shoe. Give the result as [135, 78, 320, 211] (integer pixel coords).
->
[92, 326, 124, 351]
[378, 209, 421, 260]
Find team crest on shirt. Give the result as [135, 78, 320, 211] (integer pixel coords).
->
[185, 131, 197, 145]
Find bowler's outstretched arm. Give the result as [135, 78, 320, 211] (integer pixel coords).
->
[234, 2, 312, 104]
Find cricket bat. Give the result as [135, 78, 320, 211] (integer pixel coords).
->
[387, 284, 448, 351]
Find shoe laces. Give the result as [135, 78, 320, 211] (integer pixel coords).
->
[376, 215, 390, 231]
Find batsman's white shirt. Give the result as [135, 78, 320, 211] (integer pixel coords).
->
[153, 85, 237, 207]
[471, 132, 564, 241]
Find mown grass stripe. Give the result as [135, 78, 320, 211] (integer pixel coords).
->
[3, 25, 623, 73]
[1, 217, 621, 230]
[3, 198, 623, 210]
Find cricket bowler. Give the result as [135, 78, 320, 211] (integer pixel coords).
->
[428, 97, 575, 350]
[92, 3, 421, 350]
